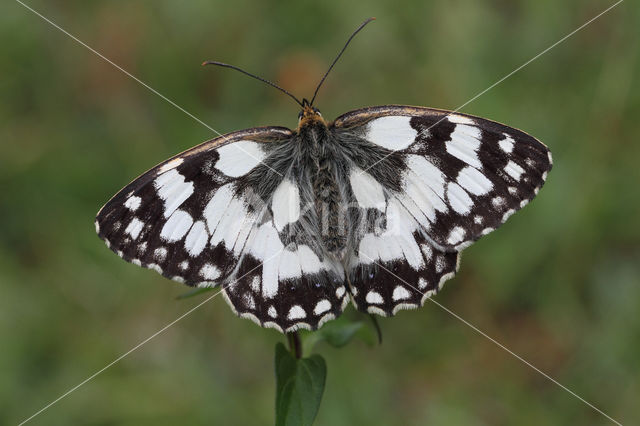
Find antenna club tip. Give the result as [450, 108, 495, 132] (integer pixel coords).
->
[202, 61, 212, 66]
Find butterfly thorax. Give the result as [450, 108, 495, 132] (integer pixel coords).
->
[296, 108, 348, 260]
[296, 104, 325, 134]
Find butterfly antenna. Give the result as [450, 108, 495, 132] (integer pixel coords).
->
[310, 17, 376, 106]
[202, 61, 304, 107]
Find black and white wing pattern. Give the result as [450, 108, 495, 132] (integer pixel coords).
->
[96, 127, 348, 333]
[97, 104, 551, 333]
[333, 105, 552, 315]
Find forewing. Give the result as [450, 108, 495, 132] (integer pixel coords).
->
[334, 105, 552, 252]
[95, 127, 292, 285]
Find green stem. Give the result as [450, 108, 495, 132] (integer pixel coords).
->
[287, 331, 302, 359]
[368, 314, 383, 344]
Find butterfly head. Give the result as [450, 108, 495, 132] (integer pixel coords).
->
[297, 98, 325, 130]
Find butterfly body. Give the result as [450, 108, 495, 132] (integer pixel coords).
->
[96, 102, 551, 333]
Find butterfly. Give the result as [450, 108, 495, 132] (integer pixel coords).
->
[96, 18, 551, 333]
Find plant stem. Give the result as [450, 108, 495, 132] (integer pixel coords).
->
[287, 331, 302, 359]
[368, 314, 383, 344]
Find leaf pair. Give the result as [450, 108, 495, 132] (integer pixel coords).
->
[274, 315, 381, 425]
[274, 343, 326, 426]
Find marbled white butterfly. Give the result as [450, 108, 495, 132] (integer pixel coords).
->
[96, 18, 552, 333]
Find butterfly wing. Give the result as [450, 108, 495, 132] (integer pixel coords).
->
[332, 105, 552, 315]
[96, 126, 348, 332]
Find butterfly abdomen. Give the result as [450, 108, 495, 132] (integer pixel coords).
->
[312, 152, 347, 259]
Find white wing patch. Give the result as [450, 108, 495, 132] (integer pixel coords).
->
[446, 124, 482, 168]
[272, 179, 301, 231]
[392, 286, 411, 301]
[457, 166, 493, 196]
[278, 250, 302, 280]
[499, 134, 515, 153]
[288, 305, 306, 320]
[400, 155, 448, 223]
[154, 169, 194, 218]
[314, 299, 331, 315]
[154, 247, 167, 262]
[505, 160, 525, 181]
[204, 183, 235, 232]
[446, 226, 466, 245]
[366, 291, 384, 304]
[297, 245, 322, 274]
[124, 196, 141, 211]
[447, 181, 473, 215]
[158, 158, 184, 173]
[184, 220, 208, 256]
[250, 223, 282, 298]
[209, 195, 251, 250]
[447, 114, 475, 125]
[200, 263, 221, 281]
[365, 115, 417, 151]
[124, 217, 144, 239]
[350, 166, 385, 211]
[160, 209, 193, 242]
[215, 140, 266, 177]
[405, 155, 446, 200]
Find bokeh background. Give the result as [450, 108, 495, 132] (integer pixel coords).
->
[2, 0, 639, 424]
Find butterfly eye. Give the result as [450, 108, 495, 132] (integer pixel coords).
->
[313, 107, 322, 116]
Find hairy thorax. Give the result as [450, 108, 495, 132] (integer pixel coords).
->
[297, 115, 348, 260]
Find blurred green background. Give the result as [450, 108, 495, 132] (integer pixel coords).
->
[2, 0, 639, 424]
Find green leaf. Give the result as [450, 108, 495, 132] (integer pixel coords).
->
[320, 321, 364, 348]
[274, 343, 326, 426]
[301, 315, 379, 354]
[175, 287, 214, 300]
